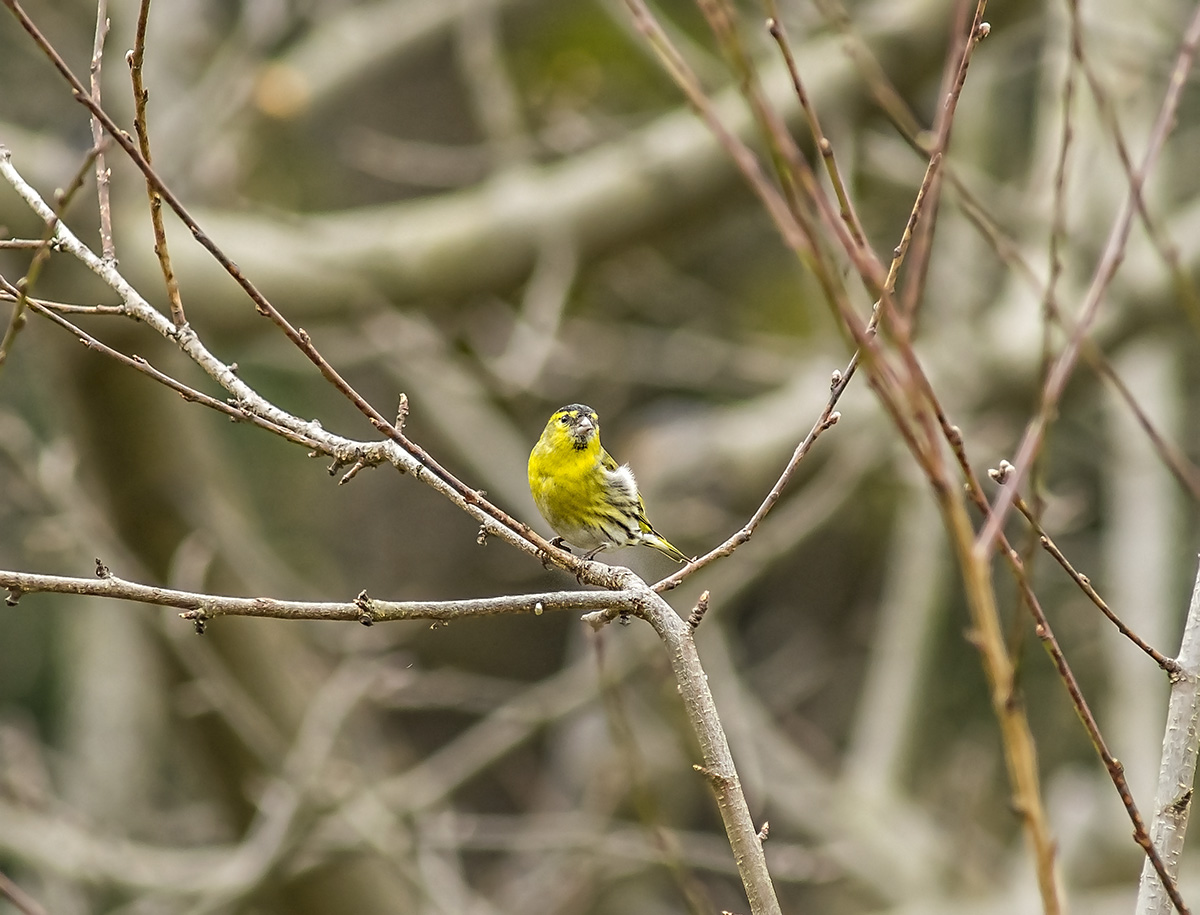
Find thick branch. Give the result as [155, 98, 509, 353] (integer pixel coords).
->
[639, 592, 781, 915]
[1136, 557, 1200, 915]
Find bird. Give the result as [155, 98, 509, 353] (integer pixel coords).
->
[528, 403, 689, 563]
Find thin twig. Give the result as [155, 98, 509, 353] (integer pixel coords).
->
[0, 238, 62, 250]
[655, 372, 841, 593]
[931, 451, 1064, 914]
[753, 38, 1065, 898]
[801, 0, 1200, 501]
[619, 0, 810, 260]
[1081, 349, 1200, 501]
[891, 4, 988, 331]
[24, 298, 336, 453]
[766, 11, 867, 250]
[0, 870, 47, 915]
[1062, 0, 1200, 332]
[90, 0, 114, 263]
[687, 1, 892, 318]
[655, 132, 942, 594]
[652, 5, 948, 593]
[999, 471, 1182, 673]
[0, 293, 127, 316]
[980, 2, 1200, 551]
[128, 0, 185, 326]
[944, 426, 1188, 914]
[0, 145, 100, 373]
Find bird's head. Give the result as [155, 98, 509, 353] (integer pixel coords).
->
[546, 404, 600, 451]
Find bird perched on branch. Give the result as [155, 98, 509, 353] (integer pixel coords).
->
[528, 404, 689, 564]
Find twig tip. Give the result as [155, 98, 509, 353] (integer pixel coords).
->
[687, 590, 711, 629]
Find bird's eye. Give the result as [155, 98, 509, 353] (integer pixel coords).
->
[559, 415, 570, 424]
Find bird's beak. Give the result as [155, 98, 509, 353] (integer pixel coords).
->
[571, 415, 594, 447]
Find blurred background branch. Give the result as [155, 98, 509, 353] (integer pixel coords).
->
[1, 0, 1199, 912]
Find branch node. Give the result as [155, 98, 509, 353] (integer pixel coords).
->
[1004, 688, 1022, 712]
[355, 589, 375, 626]
[6, 588, 22, 606]
[533, 601, 544, 616]
[756, 820, 770, 842]
[94, 557, 111, 578]
[1168, 788, 1193, 815]
[692, 763, 733, 788]
[477, 525, 490, 546]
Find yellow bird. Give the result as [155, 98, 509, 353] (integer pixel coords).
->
[528, 404, 689, 563]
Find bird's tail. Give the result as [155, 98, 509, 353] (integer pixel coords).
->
[644, 531, 690, 564]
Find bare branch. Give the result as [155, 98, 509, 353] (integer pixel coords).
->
[1136, 557, 1200, 914]
[0, 567, 638, 623]
[89, 0, 114, 264]
[127, 0, 186, 325]
[979, 2, 1200, 551]
[0, 871, 47, 915]
[0, 144, 100, 373]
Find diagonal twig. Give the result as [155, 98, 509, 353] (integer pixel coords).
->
[979, 2, 1200, 553]
[89, 0, 114, 263]
[128, 0, 186, 326]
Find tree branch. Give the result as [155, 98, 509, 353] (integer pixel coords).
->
[0, 567, 639, 624]
[1136, 557, 1200, 915]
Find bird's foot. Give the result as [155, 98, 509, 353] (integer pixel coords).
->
[541, 537, 572, 570]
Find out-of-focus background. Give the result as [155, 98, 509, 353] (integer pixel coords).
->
[1, 0, 1199, 912]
